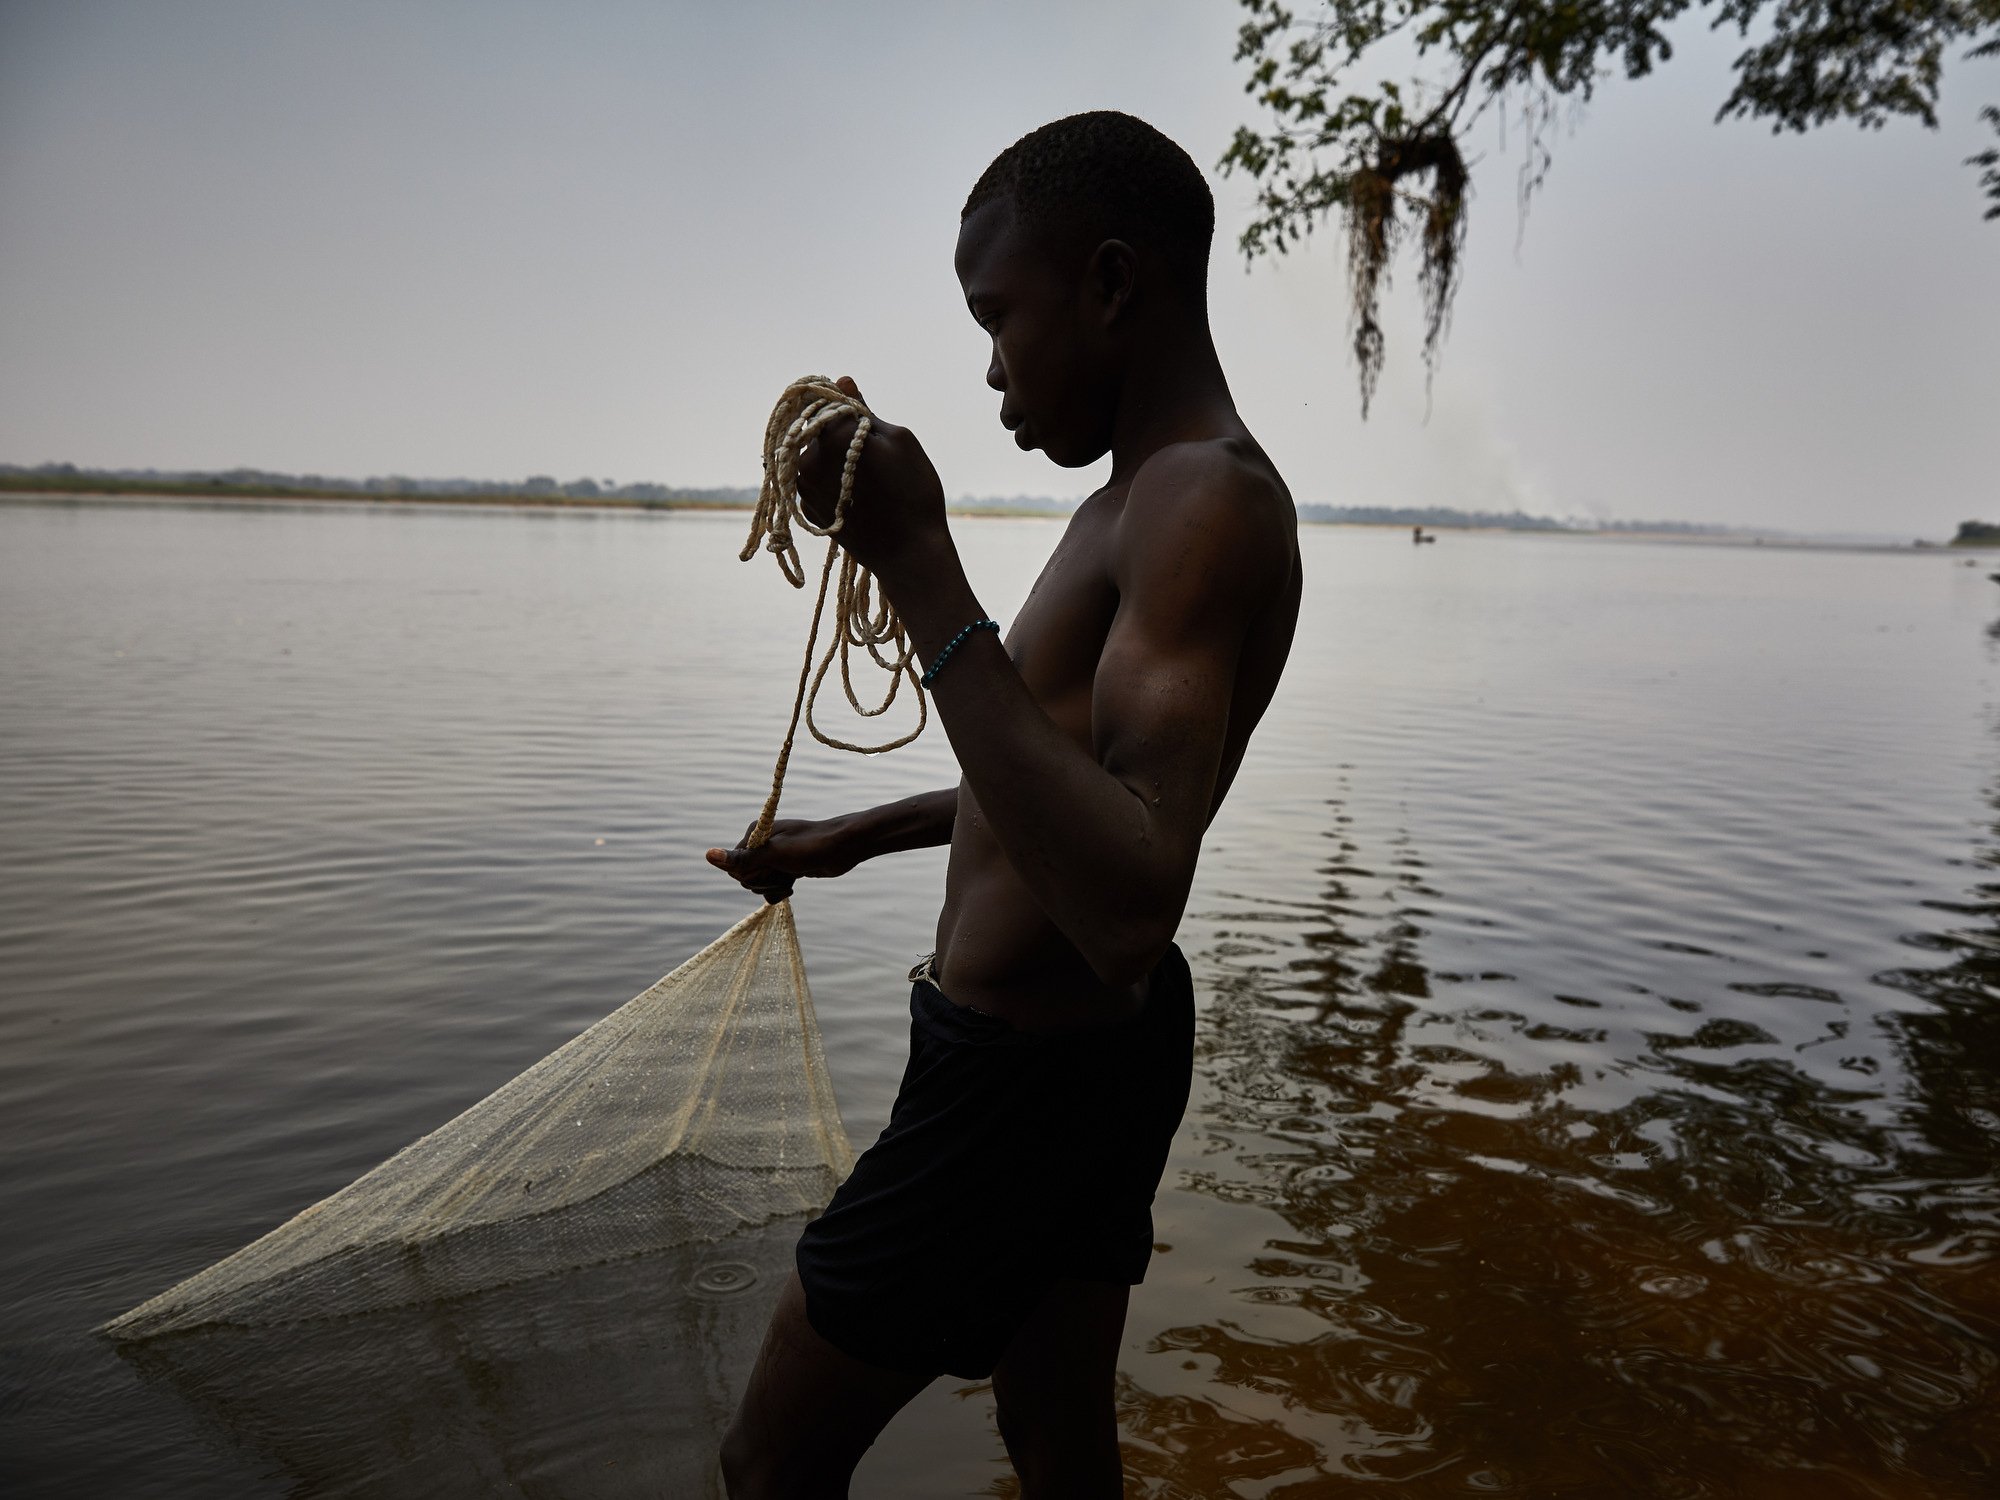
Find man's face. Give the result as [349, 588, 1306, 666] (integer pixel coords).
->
[953, 199, 1116, 469]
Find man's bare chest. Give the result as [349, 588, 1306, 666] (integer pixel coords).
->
[999, 507, 1121, 743]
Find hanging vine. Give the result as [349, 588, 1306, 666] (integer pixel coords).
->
[1221, 1, 2000, 418]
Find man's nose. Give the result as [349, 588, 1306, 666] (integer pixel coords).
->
[985, 350, 1005, 393]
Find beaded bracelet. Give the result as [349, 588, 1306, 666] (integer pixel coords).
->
[921, 617, 1000, 687]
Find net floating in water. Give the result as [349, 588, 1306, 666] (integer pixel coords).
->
[118, 1220, 806, 1498]
[105, 899, 853, 1340]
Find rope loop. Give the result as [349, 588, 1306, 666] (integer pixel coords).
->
[739, 376, 929, 849]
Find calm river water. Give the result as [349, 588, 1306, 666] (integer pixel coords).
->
[2, 500, 1995, 1497]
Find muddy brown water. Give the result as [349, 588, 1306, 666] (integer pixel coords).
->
[1, 501, 1994, 1496]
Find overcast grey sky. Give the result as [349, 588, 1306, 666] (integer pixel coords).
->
[1, 0, 1993, 536]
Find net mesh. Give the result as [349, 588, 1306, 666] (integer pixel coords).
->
[105, 899, 853, 1340]
[118, 1217, 807, 1497]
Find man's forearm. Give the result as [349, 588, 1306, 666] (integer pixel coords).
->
[838, 787, 958, 864]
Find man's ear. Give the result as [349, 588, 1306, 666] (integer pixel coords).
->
[1086, 239, 1138, 326]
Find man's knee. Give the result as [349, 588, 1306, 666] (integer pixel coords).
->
[990, 1278, 1129, 1496]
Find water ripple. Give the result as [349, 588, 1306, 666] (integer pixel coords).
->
[2, 504, 1995, 1496]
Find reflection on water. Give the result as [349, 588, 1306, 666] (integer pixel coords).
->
[1113, 780, 1999, 1497]
[3, 504, 1996, 1496]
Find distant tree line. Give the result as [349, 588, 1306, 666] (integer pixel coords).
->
[1297, 502, 1732, 534]
[1, 461, 1753, 535]
[0, 462, 755, 507]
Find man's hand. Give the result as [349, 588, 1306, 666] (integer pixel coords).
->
[705, 816, 864, 904]
[795, 376, 952, 585]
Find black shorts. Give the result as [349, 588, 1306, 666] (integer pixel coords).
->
[794, 945, 1196, 1381]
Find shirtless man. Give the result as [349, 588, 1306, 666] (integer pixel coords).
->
[709, 111, 1301, 1498]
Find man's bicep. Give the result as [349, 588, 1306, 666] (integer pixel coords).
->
[1092, 623, 1239, 840]
[1092, 444, 1290, 875]
[1091, 500, 1272, 849]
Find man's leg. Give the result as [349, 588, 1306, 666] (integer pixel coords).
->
[721, 1272, 933, 1500]
[990, 1279, 1130, 1500]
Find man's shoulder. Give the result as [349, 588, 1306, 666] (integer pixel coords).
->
[1116, 436, 1295, 588]
[1129, 435, 1290, 511]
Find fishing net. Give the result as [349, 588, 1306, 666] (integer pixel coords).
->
[105, 379, 911, 1345]
[120, 1214, 808, 1498]
[105, 899, 854, 1340]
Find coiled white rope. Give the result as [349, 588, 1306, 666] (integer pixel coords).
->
[739, 376, 927, 850]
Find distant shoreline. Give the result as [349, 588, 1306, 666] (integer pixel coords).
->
[0, 487, 1941, 552]
[0, 487, 1071, 522]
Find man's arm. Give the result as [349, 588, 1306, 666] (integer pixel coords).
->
[878, 446, 1286, 987]
[838, 786, 958, 860]
[707, 786, 956, 901]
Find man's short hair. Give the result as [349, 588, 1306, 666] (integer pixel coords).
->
[963, 111, 1215, 298]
